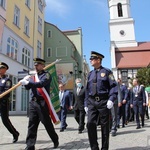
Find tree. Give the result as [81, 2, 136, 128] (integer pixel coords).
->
[136, 67, 150, 87]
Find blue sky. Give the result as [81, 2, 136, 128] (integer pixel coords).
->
[44, 0, 150, 70]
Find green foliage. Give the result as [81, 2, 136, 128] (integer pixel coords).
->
[136, 67, 150, 87]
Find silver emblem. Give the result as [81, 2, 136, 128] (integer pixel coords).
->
[1, 80, 5, 83]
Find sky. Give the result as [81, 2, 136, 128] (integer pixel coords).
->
[44, 0, 150, 70]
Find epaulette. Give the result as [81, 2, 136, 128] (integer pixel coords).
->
[101, 66, 112, 73]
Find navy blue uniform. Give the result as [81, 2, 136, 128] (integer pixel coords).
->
[0, 75, 19, 141]
[130, 85, 146, 128]
[85, 66, 118, 150]
[24, 70, 58, 150]
[117, 84, 128, 127]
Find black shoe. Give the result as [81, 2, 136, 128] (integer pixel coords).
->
[117, 125, 120, 128]
[78, 130, 82, 134]
[111, 132, 116, 136]
[24, 146, 35, 150]
[142, 123, 144, 127]
[136, 126, 141, 129]
[60, 128, 64, 132]
[54, 141, 59, 148]
[13, 131, 19, 143]
[64, 125, 68, 129]
[122, 125, 125, 128]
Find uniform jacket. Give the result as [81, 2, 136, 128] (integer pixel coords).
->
[85, 66, 118, 106]
[25, 70, 51, 100]
[0, 75, 12, 100]
[72, 86, 85, 110]
[120, 84, 128, 101]
[130, 85, 146, 105]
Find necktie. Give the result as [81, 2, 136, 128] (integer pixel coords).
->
[77, 87, 80, 95]
[92, 70, 97, 96]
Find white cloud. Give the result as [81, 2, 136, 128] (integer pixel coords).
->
[45, 0, 70, 17]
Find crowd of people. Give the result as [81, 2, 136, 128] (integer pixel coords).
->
[0, 51, 149, 150]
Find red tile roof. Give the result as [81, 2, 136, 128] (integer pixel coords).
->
[115, 42, 150, 68]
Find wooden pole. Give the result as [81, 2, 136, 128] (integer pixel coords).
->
[0, 59, 61, 99]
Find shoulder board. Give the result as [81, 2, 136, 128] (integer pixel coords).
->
[101, 66, 112, 73]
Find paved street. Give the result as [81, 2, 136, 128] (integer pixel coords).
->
[0, 114, 150, 150]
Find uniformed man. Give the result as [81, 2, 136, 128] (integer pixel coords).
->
[0, 62, 19, 143]
[85, 51, 118, 150]
[117, 78, 128, 128]
[19, 58, 59, 150]
[130, 78, 146, 129]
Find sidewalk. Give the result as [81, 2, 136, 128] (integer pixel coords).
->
[0, 114, 150, 150]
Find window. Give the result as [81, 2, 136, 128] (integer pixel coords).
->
[22, 47, 30, 67]
[0, 0, 5, 8]
[47, 48, 52, 57]
[21, 87, 29, 111]
[14, 5, 20, 27]
[38, 16, 42, 34]
[7, 37, 18, 60]
[117, 3, 123, 17]
[24, 16, 29, 36]
[56, 47, 67, 57]
[47, 30, 52, 38]
[37, 40, 41, 58]
[38, 0, 43, 12]
[25, 0, 30, 8]
[9, 75, 17, 111]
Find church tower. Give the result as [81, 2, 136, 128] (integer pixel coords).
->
[108, 0, 137, 78]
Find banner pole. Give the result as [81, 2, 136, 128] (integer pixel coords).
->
[0, 59, 61, 99]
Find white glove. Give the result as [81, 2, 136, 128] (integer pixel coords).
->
[107, 100, 114, 109]
[19, 79, 29, 85]
[84, 107, 88, 114]
[23, 75, 31, 81]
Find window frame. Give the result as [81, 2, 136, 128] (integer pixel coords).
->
[14, 5, 20, 27]
[7, 37, 18, 60]
[24, 16, 30, 36]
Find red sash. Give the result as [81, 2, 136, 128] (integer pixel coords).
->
[34, 73, 60, 125]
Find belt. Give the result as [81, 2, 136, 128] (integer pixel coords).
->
[89, 95, 108, 102]
[32, 97, 44, 101]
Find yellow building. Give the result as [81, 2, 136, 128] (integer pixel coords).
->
[0, 0, 46, 114]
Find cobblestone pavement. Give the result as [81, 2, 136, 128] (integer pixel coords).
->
[0, 114, 150, 150]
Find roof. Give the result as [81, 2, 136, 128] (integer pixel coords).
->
[115, 42, 150, 68]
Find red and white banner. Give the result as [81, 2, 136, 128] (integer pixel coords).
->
[34, 73, 60, 125]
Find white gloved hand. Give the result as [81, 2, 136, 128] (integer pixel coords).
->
[23, 75, 31, 81]
[19, 79, 29, 85]
[84, 107, 88, 114]
[107, 100, 114, 109]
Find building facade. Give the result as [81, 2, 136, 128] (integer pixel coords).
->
[108, 0, 150, 85]
[44, 22, 89, 91]
[0, 0, 46, 114]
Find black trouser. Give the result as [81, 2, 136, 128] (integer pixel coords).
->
[133, 101, 144, 127]
[26, 100, 58, 150]
[111, 102, 118, 132]
[125, 101, 130, 122]
[117, 103, 126, 126]
[87, 98, 110, 150]
[129, 108, 135, 121]
[74, 108, 85, 131]
[0, 99, 18, 136]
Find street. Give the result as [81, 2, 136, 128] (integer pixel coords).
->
[0, 114, 150, 150]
